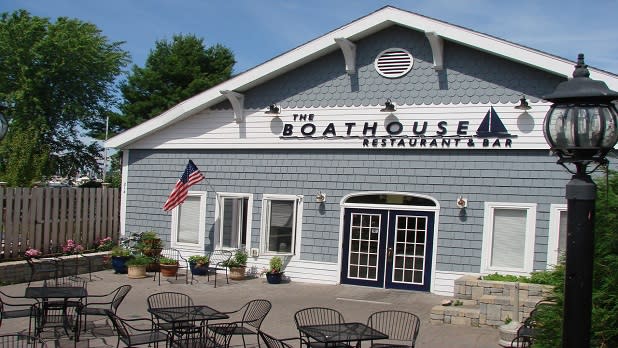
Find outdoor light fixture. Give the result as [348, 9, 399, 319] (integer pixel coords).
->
[380, 99, 396, 112]
[265, 104, 280, 115]
[542, 53, 618, 348]
[315, 191, 326, 203]
[514, 96, 531, 110]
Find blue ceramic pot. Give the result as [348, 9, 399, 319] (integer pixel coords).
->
[111, 256, 130, 274]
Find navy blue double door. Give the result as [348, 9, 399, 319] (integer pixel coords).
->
[341, 208, 435, 291]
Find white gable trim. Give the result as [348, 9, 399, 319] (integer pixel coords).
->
[106, 6, 618, 150]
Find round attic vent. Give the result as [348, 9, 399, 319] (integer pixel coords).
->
[374, 48, 413, 78]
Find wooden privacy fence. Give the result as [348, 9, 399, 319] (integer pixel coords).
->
[0, 186, 120, 260]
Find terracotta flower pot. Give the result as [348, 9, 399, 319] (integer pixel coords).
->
[160, 263, 179, 277]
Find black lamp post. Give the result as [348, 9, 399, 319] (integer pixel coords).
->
[543, 54, 618, 348]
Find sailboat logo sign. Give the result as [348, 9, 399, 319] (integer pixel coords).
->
[476, 106, 516, 138]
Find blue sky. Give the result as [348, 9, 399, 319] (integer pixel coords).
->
[3, 0, 618, 75]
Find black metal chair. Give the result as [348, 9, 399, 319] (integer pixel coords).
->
[106, 310, 170, 348]
[78, 284, 132, 332]
[173, 322, 237, 348]
[0, 290, 39, 336]
[293, 307, 350, 348]
[366, 310, 421, 348]
[209, 299, 272, 348]
[154, 248, 189, 285]
[146, 292, 202, 339]
[0, 334, 48, 347]
[258, 330, 298, 348]
[205, 250, 232, 288]
[26, 257, 60, 286]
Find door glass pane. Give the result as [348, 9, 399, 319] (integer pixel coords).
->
[491, 209, 526, 268]
[347, 213, 380, 281]
[392, 215, 426, 285]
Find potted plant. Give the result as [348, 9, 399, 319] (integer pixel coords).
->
[159, 257, 179, 277]
[188, 255, 210, 276]
[110, 246, 132, 274]
[226, 249, 248, 280]
[264, 256, 285, 284]
[140, 231, 163, 257]
[126, 255, 151, 279]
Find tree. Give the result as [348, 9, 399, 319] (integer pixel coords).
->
[0, 10, 129, 186]
[113, 34, 235, 132]
[534, 169, 618, 347]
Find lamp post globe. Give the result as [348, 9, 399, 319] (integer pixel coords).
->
[542, 54, 618, 348]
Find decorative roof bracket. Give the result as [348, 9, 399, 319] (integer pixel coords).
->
[425, 32, 444, 71]
[220, 90, 245, 123]
[334, 38, 356, 75]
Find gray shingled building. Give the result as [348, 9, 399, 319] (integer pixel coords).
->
[106, 6, 618, 295]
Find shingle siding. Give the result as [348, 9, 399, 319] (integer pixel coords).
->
[125, 148, 569, 272]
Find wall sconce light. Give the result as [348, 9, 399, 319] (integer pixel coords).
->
[456, 196, 468, 209]
[380, 99, 396, 112]
[514, 96, 531, 110]
[316, 191, 327, 203]
[265, 104, 280, 115]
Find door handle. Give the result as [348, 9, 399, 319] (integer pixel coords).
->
[387, 247, 393, 262]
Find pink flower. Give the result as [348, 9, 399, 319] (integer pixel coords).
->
[25, 248, 42, 258]
[62, 239, 84, 254]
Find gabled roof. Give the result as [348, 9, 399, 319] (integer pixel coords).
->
[106, 5, 618, 149]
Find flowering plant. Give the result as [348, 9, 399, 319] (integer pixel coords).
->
[62, 239, 84, 254]
[96, 237, 114, 251]
[260, 256, 284, 275]
[25, 248, 42, 258]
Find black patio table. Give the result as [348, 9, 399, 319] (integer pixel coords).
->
[25, 285, 87, 341]
[297, 322, 388, 348]
[148, 305, 229, 341]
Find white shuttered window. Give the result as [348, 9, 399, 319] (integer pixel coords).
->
[171, 191, 206, 253]
[481, 202, 536, 275]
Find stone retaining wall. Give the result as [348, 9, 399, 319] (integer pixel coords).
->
[0, 252, 111, 284]
[431, 275, 554, 327]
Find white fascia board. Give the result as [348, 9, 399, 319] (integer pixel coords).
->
[106, 6, 618, 149]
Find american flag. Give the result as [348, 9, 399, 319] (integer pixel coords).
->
[163, 160, 205, 211]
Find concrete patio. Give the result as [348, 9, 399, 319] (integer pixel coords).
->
[0, 269, 499, 347]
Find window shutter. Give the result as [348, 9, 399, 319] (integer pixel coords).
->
[490, 209, 527, 269]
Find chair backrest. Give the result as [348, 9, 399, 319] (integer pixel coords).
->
[367, 310, 420, 346]
[50, 276, 87, 289]
[259, 330, 294, 348]
[211, 322, 237, 348]
[0, 334, 48, 347]
[294, 307, 345, 327]
[209, 249, 232, 266]
[111, 285, 132, 312]
[0, 290, 37, 319]
[160, 248, 186, 263]
[147, 291, 194, 309]
[241, 299, 272, 330]
[105, 310, 130, 340]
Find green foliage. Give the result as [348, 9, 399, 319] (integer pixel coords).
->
[225, 249, 248, 267]
[111, 246, 131, 257]
[0, 10, 129, 185]
[158, 257, 177, 265]
[482, 270, 561, 285]
[533, 169, 618, 347]
[126, 255, 152, 266]
[269, 256, 284, 273]
[188, 255, 209, 264]
[114, 34, 234, 133]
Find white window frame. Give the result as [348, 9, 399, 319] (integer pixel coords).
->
[215, 192, 253, 250]
[547, 203, 567, 268]
[481, 202, 537, 275]
[170, 191, 206, 253]
[260, 194, 303, 256]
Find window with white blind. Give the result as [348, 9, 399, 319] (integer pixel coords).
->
[547, 204, 567, 267]
[261, 195, 303, 255]
[171, 191, 206, 252]
[481, 202, 537, 275]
